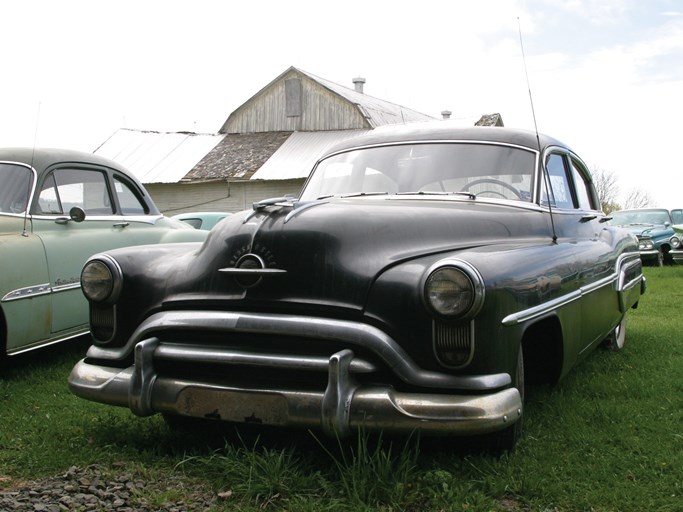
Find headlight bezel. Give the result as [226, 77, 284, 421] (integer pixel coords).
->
[422, 259, 485, 320]
[670, 236, 681, 249]
[638, 239, 654, 251]
[81, 254, 123, 304]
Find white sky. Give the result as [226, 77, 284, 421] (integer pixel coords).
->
[1, 0, 681, 208]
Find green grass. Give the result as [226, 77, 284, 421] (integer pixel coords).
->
[0, 267, 681, 511]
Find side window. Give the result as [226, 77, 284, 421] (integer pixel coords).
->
[114, 176, 148, 215]
[543, 154, 575, 209]
[570, 158, 596, 210]
[38, 169, 113, 215]
[671, 210, 683, 224]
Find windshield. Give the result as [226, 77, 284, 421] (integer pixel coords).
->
[300, 142, 537, 202]
[0, 163, 32, 214]
[610, 209, 671, 226]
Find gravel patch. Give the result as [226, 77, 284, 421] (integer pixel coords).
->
[0, 465, 223, 511]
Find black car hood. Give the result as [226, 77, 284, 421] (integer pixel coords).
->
[174, 198, 551, 311]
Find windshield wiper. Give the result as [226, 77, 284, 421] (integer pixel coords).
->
[342, 192, 389, 198]
[315, 192, 389, 200]
[396, 191, 477, 199]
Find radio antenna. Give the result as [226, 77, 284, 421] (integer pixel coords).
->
[22, 101, 41, 237]
[518, 17, 557, 243]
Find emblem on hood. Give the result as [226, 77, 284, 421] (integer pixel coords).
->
[219, 252, 287, 289]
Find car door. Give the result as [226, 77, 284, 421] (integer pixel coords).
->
[33, 166, 137, 335]
[543, 152, 616, 357]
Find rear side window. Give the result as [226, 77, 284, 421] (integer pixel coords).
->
[570, 158, 596, 210]
[542, 153, 597, 211]
[114, 176, 148, 215]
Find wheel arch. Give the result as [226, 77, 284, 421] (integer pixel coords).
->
[520, 315, 563, 386]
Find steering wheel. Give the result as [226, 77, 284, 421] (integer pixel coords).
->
[460, 178, 522, 200]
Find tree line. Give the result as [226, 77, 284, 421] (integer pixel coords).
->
[590, 167, 654, 214]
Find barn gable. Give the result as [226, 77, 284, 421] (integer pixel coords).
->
[220, 66, 434, 134]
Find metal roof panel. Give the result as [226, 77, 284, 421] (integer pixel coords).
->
[251, 130, 370, 180]
[94, 129, 225, 183]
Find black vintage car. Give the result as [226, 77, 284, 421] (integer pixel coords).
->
[69, 124, 645, 451]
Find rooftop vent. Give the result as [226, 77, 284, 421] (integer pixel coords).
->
[441, 110, 452, 120]
[352, 77, 366, 94]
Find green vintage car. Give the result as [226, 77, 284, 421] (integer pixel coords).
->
[0, 147, 208, 358]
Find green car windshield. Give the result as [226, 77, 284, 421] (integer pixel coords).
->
[0, 164, 32, 214]
[300, 142, 536, 203]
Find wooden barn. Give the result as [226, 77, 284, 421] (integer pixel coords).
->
[95, 66, 501, 215]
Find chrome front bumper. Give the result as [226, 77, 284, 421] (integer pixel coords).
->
[69, 343, 522, 437]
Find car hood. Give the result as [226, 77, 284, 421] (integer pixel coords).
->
[615, 223, 671, 238]
[171, 198, 551, 310]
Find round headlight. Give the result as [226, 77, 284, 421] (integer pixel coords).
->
[639, 240, 654, 250]
[671, 236, 681, 249]
[81, 258, 120, 303]
[424, 263, 484, 318]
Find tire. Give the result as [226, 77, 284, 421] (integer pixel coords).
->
[603, 315, 627, 351]
[480, 345, 524, 454]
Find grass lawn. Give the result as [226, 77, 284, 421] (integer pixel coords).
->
[0, 267, 681, 511]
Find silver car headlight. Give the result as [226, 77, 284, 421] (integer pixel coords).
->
[423, 260, 484, 319]
[81, 255, 122, 303]
[638, 240, 654, 251]
[670, 236, 681, 249]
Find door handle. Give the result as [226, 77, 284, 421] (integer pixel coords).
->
[113, 222, 130, 228]
[580, 215, 597, 223]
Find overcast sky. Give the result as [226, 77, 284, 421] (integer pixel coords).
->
[2, 0, 681, 208]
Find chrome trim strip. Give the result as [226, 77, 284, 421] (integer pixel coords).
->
[580, 274, 617, 295]
[155, 344, 378, 373]
[502, 290, 582, 326]
[2, 283, 51, 302]
[7, 329, 88, 356]
[51, 282, 81, 293]
[86, 310, 512, 391]
[503, 253, 642, 326]
[218, 268, 287, 276]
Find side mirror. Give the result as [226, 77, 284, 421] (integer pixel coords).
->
[69, 206, 86, 223]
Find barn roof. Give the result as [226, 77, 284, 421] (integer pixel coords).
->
[93, 129, 225, 184]
[251, 130, 370, 180]
[295, 68, 435, 128]
[185, 131, 292, 181]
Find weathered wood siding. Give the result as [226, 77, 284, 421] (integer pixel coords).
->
[147, 179, 305, 215]
[223, 71, 369, 133]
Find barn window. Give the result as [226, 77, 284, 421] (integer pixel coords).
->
[285, 78, 302, 117]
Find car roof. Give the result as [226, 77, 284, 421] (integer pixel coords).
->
[0, 147, 129, 175]
[320, 122, 570, 157]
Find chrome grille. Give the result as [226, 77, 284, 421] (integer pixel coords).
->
[433, 320, 473, 368]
